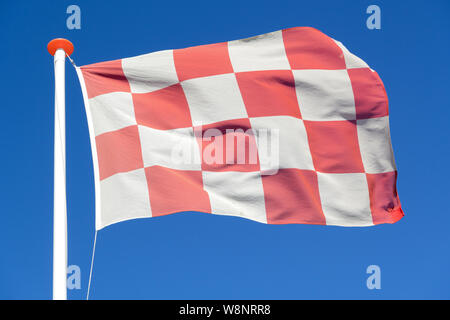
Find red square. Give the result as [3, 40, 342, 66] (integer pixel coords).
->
[174, 42, 234, 82]
[304, 120, 365, 173]
[145, 166, 211, 217]
[348, 68, 389, 119]
[235, 70, 301, 119]
[133, 84, 193, 130]
[282, 27, 346, 70]
[195, 118, 260, 172]
[81, 59, 130, 99]
[366, 171, 403, 224]
[262, 169, 326, 224]
[96, 125, 144, 180]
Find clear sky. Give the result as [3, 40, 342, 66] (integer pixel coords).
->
[1, 0, 449, 299]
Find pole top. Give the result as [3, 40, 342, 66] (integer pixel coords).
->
[47, 38, 74, 56]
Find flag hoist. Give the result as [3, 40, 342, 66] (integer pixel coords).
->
[47, 38, 74, 300]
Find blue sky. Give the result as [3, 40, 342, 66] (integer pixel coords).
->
[1, 0, 449, 299]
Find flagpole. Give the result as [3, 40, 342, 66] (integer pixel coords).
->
[47, 39, 74, 300]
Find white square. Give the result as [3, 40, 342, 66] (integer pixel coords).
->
[99, 168, 151, 229]
[334, 40, 369, 69]
[228, 30, 291, 72]
[202, 171, 267, 223]
[181, 73, 248, 126]
[122, 50, 179, 93]
[293, 69, 356, 121]
[317, 172, 373, 226]
[138, 125, 201, 171]
[357, 116, 396, 174]
[89, 92, 136, 136]
[250, 116, 314, 173]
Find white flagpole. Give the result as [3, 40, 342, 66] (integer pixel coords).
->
[48, 39, 74, 300]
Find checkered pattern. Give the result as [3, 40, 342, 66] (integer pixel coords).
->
[78, 27, 403, 230]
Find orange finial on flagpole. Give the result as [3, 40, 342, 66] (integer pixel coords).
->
[47, 38, 74, 56]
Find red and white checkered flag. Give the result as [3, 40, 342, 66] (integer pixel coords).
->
[76, 27, 403, 230]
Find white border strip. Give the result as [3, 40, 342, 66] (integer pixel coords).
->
[75, 67, 102, 230]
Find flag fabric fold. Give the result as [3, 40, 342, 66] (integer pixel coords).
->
[76, 26, 403, 230]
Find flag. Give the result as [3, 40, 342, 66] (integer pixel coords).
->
[76, 26, 403, 230]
